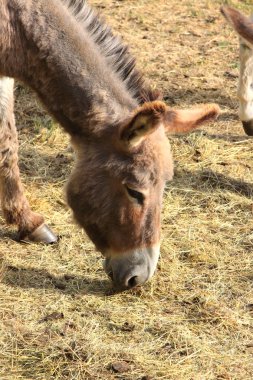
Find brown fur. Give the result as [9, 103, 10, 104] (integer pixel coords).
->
[0, 77, 44, 237]
[0, 1, 219, 261]
[221, 6, 253, 46]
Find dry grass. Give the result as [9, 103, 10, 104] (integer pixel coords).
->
[1, 0, 253, 379]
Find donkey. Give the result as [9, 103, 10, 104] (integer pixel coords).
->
[0, 0, 219, 289]
[221, 6, 253, 136]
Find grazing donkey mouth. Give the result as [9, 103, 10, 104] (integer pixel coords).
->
[103, 245, 160, 290]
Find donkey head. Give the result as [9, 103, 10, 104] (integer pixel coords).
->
[221, 6, 253, 135]
[66, 101, 219, 290]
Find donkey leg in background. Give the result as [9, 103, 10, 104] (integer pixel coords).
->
[0, 77, 57, 243]
[221, 6, 253, 135]
[238, 40, 253, 136]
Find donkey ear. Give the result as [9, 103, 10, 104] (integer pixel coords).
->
[221, 6, 253, 46]
[120, 101, 167, 148]
[165, 104, 220, 134]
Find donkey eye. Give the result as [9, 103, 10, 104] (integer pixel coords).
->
[125, 186, 144, 205]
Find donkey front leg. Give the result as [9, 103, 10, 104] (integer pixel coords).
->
[221, 6, 253, 135]
[238, 41, 253, 136]
[0, 77, 57, 243]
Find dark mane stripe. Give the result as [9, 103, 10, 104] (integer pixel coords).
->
[62, 0, 160, 103]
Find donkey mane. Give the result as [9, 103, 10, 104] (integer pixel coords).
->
[62, 0, 160, 103]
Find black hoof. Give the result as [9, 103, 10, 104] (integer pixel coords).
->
[19, 224, 58, 244]
[242, 120, 253, 136]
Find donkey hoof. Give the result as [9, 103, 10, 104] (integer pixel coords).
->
[20, 224, 58, 244]
[242, 121, 253, 136]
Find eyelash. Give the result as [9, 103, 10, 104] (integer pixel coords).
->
[125, 186, 144, 205]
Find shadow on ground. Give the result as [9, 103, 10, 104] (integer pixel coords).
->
[163, 86, 236, 108]
[1, 263, 112, 296]
[172, 168, 253, 198]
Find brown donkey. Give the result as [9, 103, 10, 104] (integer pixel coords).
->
[0, 0, 219, 289]
[221, 6, 253, 136]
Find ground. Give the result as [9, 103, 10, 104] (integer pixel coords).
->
[0, 0, 253, 379]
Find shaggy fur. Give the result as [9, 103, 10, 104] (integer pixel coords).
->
[0, 0, 219, 260]
[0, 77, 44, 237]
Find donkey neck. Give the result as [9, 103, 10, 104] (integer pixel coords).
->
[1, 0, 138, 136]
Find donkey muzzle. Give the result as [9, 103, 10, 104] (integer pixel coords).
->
[103, 245, 160, 290]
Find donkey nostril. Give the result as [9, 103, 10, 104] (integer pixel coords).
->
[127, 276, 138, 288]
